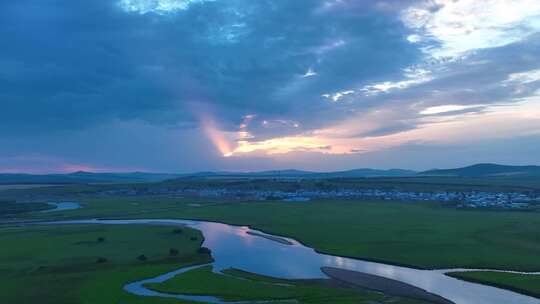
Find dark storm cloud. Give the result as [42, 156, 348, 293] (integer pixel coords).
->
[0, 0, 419, 136]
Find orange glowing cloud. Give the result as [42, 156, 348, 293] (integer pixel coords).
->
[194, 93, 540, 159]
[199, 114, 234, 157]
[224, 95, 540, 157]
[232, 137, 335, 155]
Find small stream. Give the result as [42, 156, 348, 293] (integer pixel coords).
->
[45, 219, 540, 304]
[41, 202, 81, 213]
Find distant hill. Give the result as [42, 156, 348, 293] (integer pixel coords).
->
[313, 168, 417, 178]
[176, 168, 417, 180]
[3, 163, 538, 185]
[0, 168, 418, 184]
[0, 172, 183, 185]
[177, 170, 315, 179]
[421, 164, 540, 177]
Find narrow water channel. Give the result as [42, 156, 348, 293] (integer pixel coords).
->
[41, 202, 81, 213]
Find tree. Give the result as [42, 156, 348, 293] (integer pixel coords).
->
[197, 247, 211, 255]
[96, 257, 108, 263]
[169, 248, 179, 256]
[137, 254, 147, 261]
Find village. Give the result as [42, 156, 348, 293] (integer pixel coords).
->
[97, 187, 540, 210]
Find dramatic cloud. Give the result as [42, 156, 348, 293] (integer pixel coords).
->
[1, 0, 540, 172]
[401, 0, 540, 59]
[119, 0, 216, 14]
[505, 69, 540, 85]
[420, 105, 485, 115]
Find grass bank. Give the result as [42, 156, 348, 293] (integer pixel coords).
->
[0, 222, 430, 304]
[0, 224, 211, 304]
[173, 200, 540, 271]
[447, 271, 540, 299]
[147, 265, 429, 304]
[28, 197, 540, 271]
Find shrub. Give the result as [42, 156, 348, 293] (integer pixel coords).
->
[96, 257, 108, 264]
[137, 254, 147, 261]
[97, 237, 105, 243]
[169, 248, 179, 256]
[190, 236, 198, 241]
[172, 228, 183, 234]
[197, 247, 211, 255]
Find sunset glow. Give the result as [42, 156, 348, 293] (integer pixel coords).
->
[199, 114, 234, 157]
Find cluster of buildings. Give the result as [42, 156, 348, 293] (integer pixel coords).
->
[454, 192, 537, 209]
[97, 187, 540, 210]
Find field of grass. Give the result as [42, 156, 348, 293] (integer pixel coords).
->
[0, 224, 211, 304]
[158, 176, 540, 192]
[447, 271, 540, 298]
[0, 200, 52, 218]
[3, 178, 540, 301]
[0, 222, 428, 304]
[0, 184, 64, 191]
[176, 201, 540, 271]
[39, 196, 540, 271]
[2, 175, 539, 204]
[147, 265, 427, 304]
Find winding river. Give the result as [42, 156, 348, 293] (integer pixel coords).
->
[45, 219, 540, 304]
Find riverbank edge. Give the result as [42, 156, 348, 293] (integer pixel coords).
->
[3, 215, 540, 273]
[4, 217, 540, 303]
[106, 216, 540, 272]
[143, 264, 385, 303]
[142, 266, 298, 302]
[322, 267, 455, 304]
[446, 272, 540, 300]
[246, 231, 293, 245]
[150, 217, 540, 272]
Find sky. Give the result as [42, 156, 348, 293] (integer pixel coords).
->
[1, 0, 540, 173]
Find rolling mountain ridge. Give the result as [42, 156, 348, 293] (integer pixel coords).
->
[421, 163, 540, 177]
[1, 163, 539, 184]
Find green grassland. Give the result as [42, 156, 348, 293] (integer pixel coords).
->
[156, 200, 540, 271]
[447, 271, 540, 298]
[147, 265, 428, 304]
[2, 175, 539, 203]
[0, 224, 211, 304]
[0, 184, 63, 191]
[148, 265, 370, 303]
[160, 176, 540, 192]
[0, 200, 52, 218]
[2, 176, 540, 301]
[0, 224, 425, 304]
[32, 196, 540, 271]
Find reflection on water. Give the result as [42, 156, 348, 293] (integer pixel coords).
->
[52, 219, 540, 304]
[41, 202, 81, 213]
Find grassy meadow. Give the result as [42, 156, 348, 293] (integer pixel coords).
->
[447, 271, 540, 298]
[1, 176, 540, 301]
[0, 223, 426, 304]
[30, 196, 540, 271]
[0, 224, 211, 304]
[146, 265, 430, 304]
[0, 200, 52, 218]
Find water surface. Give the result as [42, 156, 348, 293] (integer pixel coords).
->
[41, 202, 81, 213]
